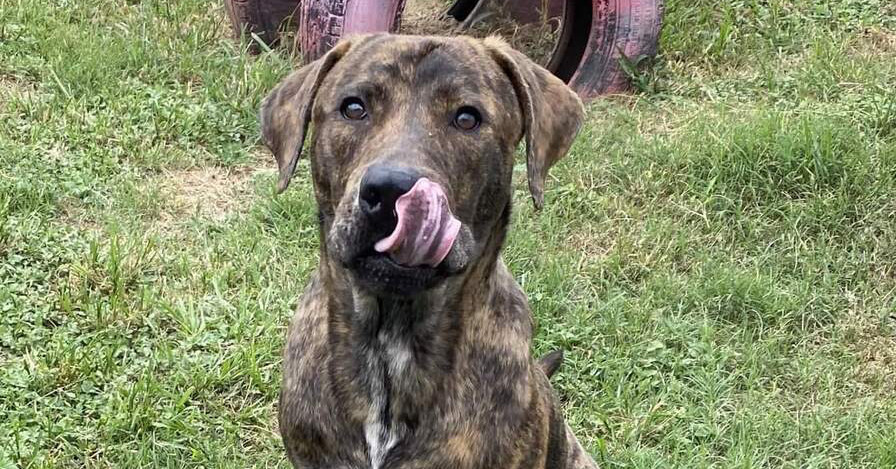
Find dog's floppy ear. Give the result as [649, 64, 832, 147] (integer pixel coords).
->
[485, 37, 585, 209]
[260, 40, 353, 193]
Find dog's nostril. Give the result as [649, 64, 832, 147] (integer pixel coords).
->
[360, 187, 382, 213]
[361, 187, 379, 206]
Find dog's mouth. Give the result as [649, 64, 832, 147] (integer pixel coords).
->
[373, 178, 462, 268]
[349, 248, 447, 295]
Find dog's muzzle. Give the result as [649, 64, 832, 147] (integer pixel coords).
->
[373, 177, 460, 267]
[342, 165, 463, 295]
[358, 165, 460, 268]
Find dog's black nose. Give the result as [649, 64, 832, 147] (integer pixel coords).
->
[359, 165, 421, 226]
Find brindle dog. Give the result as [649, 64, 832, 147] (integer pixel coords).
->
[261, 33, 595, 469]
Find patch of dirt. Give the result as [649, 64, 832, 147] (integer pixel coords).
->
[155, 160, 268, 224]
[854, 333, 896, 393]
[851, 28, 896, 57]
[566, 227, 617, 264]
[400, 0, 560, 67]
[58, 199, 102, 236]
[0, 74, 36, 102]
[884, 4, 896, 25]
[848, 312, 896, 397]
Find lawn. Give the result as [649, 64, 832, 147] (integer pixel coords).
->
[1, 0, 895, 467]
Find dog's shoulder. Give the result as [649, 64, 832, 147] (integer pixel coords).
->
[280, 271, 370, 466]
[285, 271, 329, 350]
[281, 271, 330, 409]
[489, 259, 535, 323]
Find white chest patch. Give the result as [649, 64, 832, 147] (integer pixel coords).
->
[364, 410, 399, 469]
[363, 339, 409, 469]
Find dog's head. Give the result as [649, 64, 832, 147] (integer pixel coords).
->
[261, 34, 584, 296]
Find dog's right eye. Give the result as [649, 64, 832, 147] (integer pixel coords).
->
[453, 106, 481, 131]
[340, 97, 368, 120]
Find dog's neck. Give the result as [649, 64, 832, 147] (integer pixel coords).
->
[318, 204, 510, 423]
[321, 253, 492, 412]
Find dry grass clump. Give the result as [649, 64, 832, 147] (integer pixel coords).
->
[154, 164, 262, 224]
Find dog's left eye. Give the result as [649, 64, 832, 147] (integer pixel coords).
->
[341, 97, 368, 120]
[453, 106, 481, 131]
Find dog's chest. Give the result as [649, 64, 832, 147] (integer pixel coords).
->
[362, 337, 412, 469]
[363, 402, 399, 469]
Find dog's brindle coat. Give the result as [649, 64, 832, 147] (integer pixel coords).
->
[261, 34, 594, 468]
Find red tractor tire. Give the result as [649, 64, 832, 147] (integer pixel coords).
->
[295, 0, 663, 99]
[299, 0, 407, 63]
[548, 0, 664, 99]
[449, 0, 664, 99]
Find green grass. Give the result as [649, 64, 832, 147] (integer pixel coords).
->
[1, 0, 895, 467]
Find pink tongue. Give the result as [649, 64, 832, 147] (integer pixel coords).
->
[373, 178, 461, 267]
